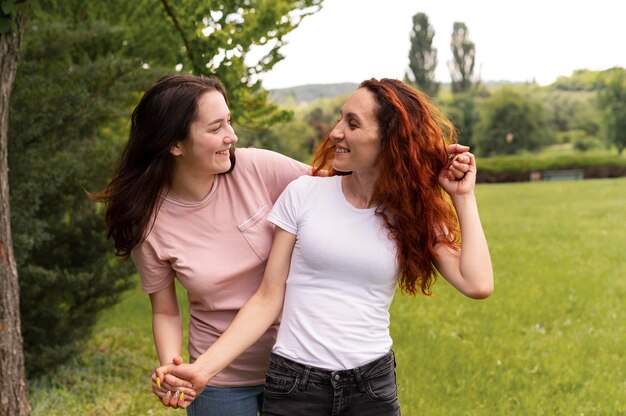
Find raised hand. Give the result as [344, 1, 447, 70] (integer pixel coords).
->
[152, 356, 197, 409]
[444, 144, 471, 181]
[439, 151, 477, 197]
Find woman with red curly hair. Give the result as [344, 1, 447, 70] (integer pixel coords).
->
[157, 78, 493, 415]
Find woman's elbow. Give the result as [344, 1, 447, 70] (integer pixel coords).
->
[465, 277, 494, 299]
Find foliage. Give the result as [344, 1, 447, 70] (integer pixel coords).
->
[448, 22, 475, 93]
[404, 12, 439, 98]
[444, 90, 480, 149]
[473, 87, 555, 155]
[477, 150, 626, 174]
[597, 67, 626, 154]
[9, 4, 151, 377]
[0, 0, 29, 33]
[155, 0, 323, 137]
[240, 93, 347, 164]
[27, 179, 626, 415]
[552, 68, 609, 91]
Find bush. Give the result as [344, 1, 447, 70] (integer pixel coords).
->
[476, 152, 626, 182]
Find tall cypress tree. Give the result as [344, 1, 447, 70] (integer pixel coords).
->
[448, 22, 476, 93]
[405, 12, 439, 98]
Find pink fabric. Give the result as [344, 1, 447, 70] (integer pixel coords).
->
[131, 148, 309, 386]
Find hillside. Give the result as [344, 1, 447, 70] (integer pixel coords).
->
[268, 82, 358, 104]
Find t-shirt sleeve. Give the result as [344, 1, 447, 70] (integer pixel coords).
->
[267, 177, 308, 235]
[131, 240, 175, 294]
[251, 149, 311, 202]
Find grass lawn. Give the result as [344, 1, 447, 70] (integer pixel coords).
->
[28, 178, 626, 415]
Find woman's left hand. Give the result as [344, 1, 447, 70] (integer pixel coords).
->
[439, 151, 476, 197]
[152, 356, 198, 409]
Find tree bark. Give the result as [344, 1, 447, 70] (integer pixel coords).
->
[0, 11, 31, 416]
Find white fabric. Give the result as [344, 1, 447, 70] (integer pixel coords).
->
[267, 175, 399, 370]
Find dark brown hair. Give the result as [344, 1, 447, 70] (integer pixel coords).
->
[313, 78, 460, 295]
[89, 75, 230, 259]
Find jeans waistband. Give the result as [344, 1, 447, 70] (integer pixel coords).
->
[268, 350, 396, 386]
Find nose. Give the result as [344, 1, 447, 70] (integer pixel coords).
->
[225, 125, 238, 144]
[329, 123, 343, 142]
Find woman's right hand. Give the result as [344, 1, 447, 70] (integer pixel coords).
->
[152, 356, 198, 409]
[154, 357, 211, 404]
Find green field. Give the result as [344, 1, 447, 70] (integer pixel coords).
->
[29, 178, 626, 415]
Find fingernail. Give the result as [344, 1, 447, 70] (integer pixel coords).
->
[156, 377, 161, 389]
[165, 390, 171, 400]
[173, 390, 180, 399]
[179, 392, 185, 403]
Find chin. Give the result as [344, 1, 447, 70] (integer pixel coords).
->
[331, 162, 351, 173]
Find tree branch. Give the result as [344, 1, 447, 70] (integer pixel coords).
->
[159, 0, 195, 66]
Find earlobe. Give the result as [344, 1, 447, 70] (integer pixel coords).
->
[170, 142, 184, 157]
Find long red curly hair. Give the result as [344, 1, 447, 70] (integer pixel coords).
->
[312, 79, 460, 295]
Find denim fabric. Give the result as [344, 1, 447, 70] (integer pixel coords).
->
[261, 350, 401, 416]
[186, 384, 264, 416]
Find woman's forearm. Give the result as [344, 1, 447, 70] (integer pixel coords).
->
[153, 312, 183, 365]
[452, 193, 494, 297]
[193, 286, 284, 380]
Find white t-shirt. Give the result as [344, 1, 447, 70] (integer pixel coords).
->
[268, 175, 399, 370]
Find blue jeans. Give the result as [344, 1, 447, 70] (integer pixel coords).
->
[262, 350, 401, 416]
[186, 385, 264, 416]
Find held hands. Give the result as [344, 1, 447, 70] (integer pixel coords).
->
[441, 144, 476, 197]
[152, 356, 198, 409]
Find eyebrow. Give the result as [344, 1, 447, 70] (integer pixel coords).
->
[206, 114, 230, 125]
[341, 110, 361, 123]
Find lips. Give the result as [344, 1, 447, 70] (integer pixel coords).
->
[335, 147, 350, 153]
[215, 149, 230, 155]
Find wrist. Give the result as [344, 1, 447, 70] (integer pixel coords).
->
[451, 192, 476, 205]
[194, 353, 219, 381]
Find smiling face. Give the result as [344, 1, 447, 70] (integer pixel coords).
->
[170, 90, 237, 176]
[329, 88, 382, 174]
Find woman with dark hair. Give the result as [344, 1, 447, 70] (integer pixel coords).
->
[156, 78, 493, 415]
[92, 74, 311, 413]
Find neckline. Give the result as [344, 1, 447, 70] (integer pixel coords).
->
[336, 176, 376, 213]
[162, 175, 220, 207]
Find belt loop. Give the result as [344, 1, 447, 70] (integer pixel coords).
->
[353, 367, 366, 393]
[298, 366, 311, 391]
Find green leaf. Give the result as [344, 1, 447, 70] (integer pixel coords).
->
[0, 16, 11, 33]
[1, 0, 17, 15]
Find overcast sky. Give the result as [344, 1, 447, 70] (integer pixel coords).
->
[255, 0, 626, 89]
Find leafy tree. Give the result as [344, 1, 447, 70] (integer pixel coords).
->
[9, 0, 323, 378]
[445, 91, 480, 149]
[448, 22, 475, 93]
[474, 87, 555, 155]
[597, 67, 626, 154]
[542, 89, 601, 139]
[405, 12, 439, 98]
[10, 3, 155, 377]
[552, 69, 608, 91]
[157, 0, 323, 135]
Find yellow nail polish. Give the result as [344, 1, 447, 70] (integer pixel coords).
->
[180, 392, 185, 403]
[156, 377, 161, 389]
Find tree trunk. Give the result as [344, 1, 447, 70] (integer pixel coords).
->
[0, 12, 31, 416]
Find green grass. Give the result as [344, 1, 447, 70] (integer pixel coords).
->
[29, 178, 626, 415]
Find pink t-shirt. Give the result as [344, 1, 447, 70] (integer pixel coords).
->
[131, 148, 309, 386]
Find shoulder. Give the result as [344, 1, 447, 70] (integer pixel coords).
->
[284, 175, 336, 194]
[235, 147, 297, 166]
